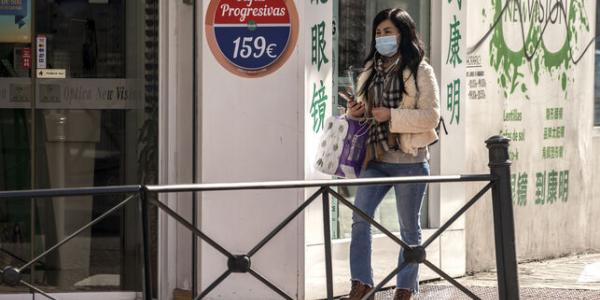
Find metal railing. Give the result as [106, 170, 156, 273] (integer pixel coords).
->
[0, 185, 145, 300]
[0, 136, 520, 300]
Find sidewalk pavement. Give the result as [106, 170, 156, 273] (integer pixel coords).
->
[376, 252, 600, 299]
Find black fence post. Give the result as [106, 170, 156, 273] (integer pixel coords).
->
[486, 136, 520, 300]
[140, 187, 153, 300]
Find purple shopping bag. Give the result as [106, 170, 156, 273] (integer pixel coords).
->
[314, 116, 370, 178]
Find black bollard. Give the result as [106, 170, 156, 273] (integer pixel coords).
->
[486, 136, 520, 300]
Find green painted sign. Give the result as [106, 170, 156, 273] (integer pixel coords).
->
[488, 0, 591, 97]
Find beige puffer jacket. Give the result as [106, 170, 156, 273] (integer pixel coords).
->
[356, 60, 441, 158]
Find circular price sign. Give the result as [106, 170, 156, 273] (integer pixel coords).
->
[205, 0, 299, 77]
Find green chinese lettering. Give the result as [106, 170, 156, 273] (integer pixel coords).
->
[446, 15, 462, 67]
[542, 146, 564, 159]
[448, 0, 462, 9]
[558, 108, 563, 119]
[446, 79, 460, 124]
[311, 21, 329, 72]
[547, 170, 558, 204]
[545, 108, 564, 120]
[518, 172, 528, 206]
[535, 171, 545, 205]
[509, 148, 519, 161]
[559, 146, 564, 158]
[559, 170, 569, 202]
[310, 80, 328, 133]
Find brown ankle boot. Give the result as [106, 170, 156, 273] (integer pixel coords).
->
[341, 280, 375, 300]
[393, 288, 412, 300]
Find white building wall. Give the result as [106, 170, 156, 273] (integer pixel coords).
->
[464, 0, 599, 272]
[198, 1, 305, 299]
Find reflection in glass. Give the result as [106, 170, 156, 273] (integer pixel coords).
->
[0, 5, 34, 291]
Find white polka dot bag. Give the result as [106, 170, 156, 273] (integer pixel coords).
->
[314, 115, 370, 178]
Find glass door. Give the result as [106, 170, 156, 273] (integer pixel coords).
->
[0, 0, 158, 294]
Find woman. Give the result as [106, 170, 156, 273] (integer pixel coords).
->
[343, 8, 440, 300]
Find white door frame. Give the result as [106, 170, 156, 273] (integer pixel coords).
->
[157, 0, 196, 299]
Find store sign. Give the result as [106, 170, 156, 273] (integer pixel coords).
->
[21, 47, 31, 69]
[35, 79, 139, 110]
[37, 68, 66, 79]
[0, 0, 30, 43]
[1, 78, 139, 109]
[0, 0, 27, 18]
[36, 35, 46, 69]
[205, 0, 299, 77]
[0, 78, 32, 109]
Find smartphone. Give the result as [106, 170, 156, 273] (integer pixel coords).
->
[338, 90, 354, 104]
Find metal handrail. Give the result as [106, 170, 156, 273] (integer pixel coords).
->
[0, 185, 142, 199]
[145, 174, 492, 193]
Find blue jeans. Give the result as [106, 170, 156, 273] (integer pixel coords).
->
[349, 160, 429, 292]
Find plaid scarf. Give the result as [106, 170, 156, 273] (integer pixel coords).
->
[366, 58, 404, 152]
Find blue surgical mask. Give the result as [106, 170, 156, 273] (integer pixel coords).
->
[375, 35, 399, 57]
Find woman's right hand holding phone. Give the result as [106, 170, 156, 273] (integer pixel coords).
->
[347, 99, 366, 118]
[340, 91, 365, 118]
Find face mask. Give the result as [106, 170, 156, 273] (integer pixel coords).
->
[375, 35, 399, 57]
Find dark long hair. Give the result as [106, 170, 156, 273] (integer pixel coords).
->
[358, 8, 425, 97]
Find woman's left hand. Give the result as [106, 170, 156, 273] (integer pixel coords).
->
[372, 107, 391, 123]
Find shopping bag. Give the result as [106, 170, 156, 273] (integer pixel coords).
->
[314, 115, 369, 178]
